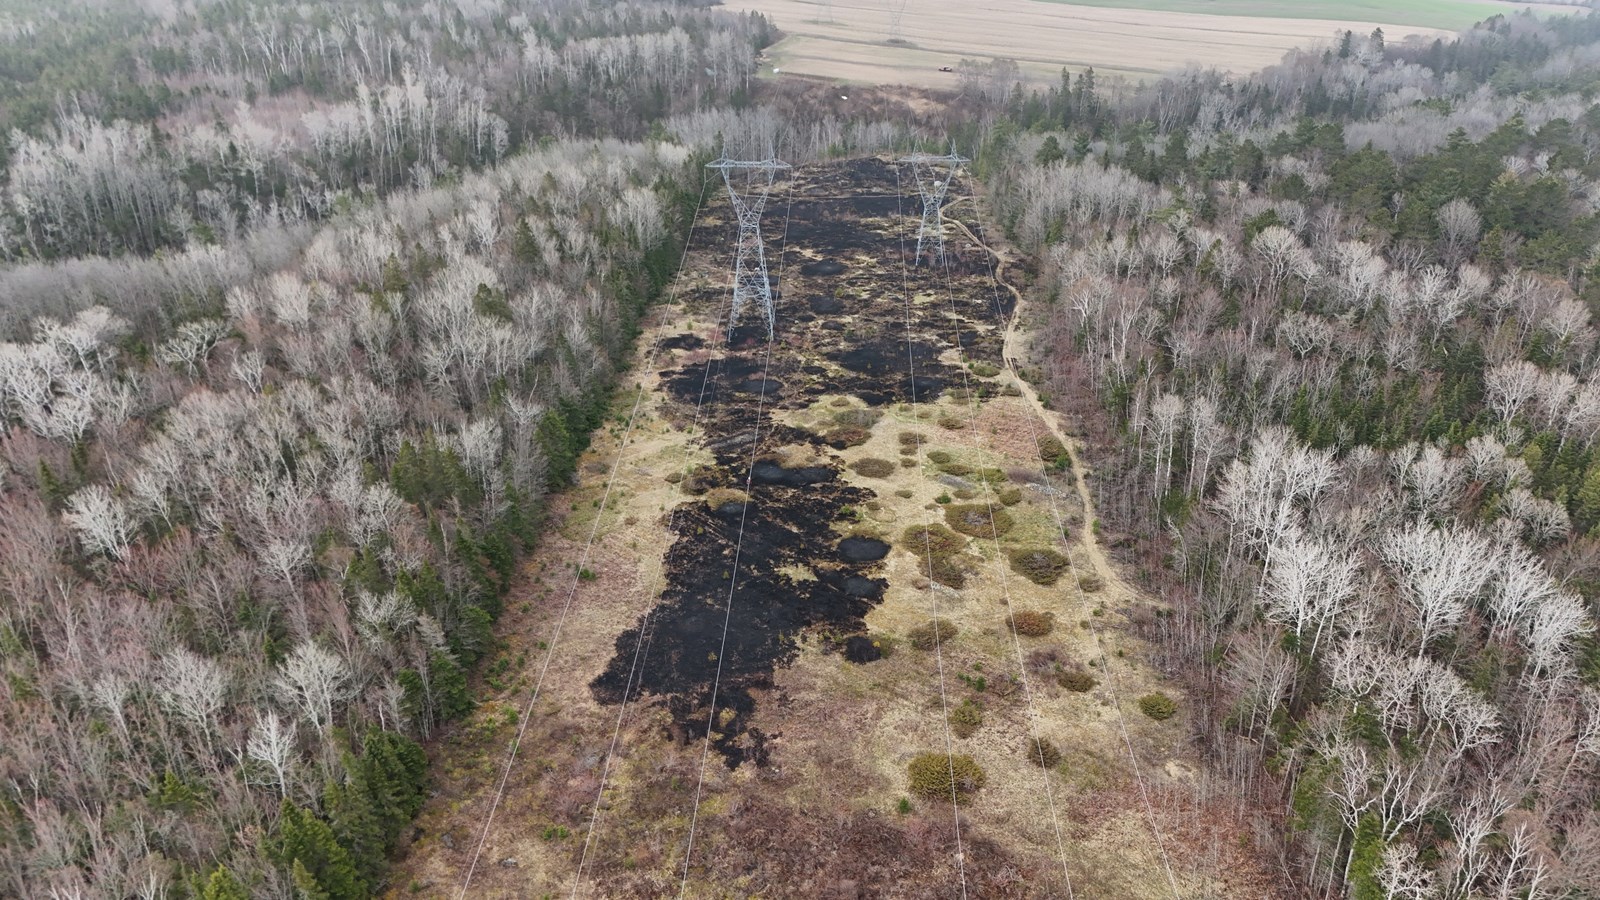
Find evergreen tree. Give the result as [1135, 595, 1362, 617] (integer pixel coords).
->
[1035, 135, 1064, 167]
[1576, 463, 1600, 533]
[273, 802, 366, 900]
[325, 754, 385, 887]
[429, 650, 474, 720]
[291, 859, 334, 900]
[200, 866, 250, 900]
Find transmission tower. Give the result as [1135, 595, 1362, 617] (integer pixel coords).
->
[708, 156, 791, 340]
[884, 0, 908, 42]
[898, 150, 969, 265]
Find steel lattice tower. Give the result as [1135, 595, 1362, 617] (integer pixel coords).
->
[708, 156, 791, 340]
[899, 151, 969, 265]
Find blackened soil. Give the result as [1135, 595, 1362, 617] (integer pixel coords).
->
[751, 460, 834, 487]
[801, 259, 846, 276]
[837, 537, 890, 563]
[808, 294, 843, 314]
[660, 333, 705, 351]
[843, 635, 882, 663]
[592, 156, 1011, 768]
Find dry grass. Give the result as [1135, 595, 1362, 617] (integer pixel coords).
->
[732, 0, 1461, 86]
[388, 161, 1278, 899]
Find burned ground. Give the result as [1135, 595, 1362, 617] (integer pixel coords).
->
[590, 157, 1004, 768]
[390, 157, 1276, 899]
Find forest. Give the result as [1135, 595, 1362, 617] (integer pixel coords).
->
[0, 0, 1597, 897]
[981, 10, 1600, 899]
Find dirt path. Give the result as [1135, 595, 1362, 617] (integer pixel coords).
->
[944, 202, 1114, 583]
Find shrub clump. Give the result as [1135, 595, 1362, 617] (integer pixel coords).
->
[907, 618, 958, 651]
[850, 458, 897, 478]
[1138, 692, 1178, 720]
[824, 425, 872, 449]
[1007, 610, 1055, 637]
[969, 361, 1001, 378]
[945, 504, 1014, 538]
[937, 415, 966, 430]
[1008, 548, 1070, 585]
[907, 753, 986, 802]
[833, 407, 882, 428]
[1078, 574, 1104, 593]
[901, 523, 970, 588]
[949, 699, 984, 738]
[998, 486, 1024, 506]
[1026, 737, 1062, 769]
[925, 449, 954, 465]
[897, 430, 924, 447]
[1038, 435, 1072, 471]
[1057, 668, 1097, 692]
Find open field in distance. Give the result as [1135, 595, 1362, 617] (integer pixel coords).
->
[1040, 0, 1581, 32]
[729, 0, 1566, 85]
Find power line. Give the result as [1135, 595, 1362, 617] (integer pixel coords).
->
[915, 163, 1074, 898]
[569, 180, 734, 898]
[676, 175, 796, 898]
[959, 205, 1184, 898]
[454, 174, 711, 899]
[892, 164, 971, 899]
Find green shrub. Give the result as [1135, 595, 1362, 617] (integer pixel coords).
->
[998, 487, 1023, 506]
[1009, 548, 1070, 585]
[907, 618, 958, 650]
[1057, 668, 1097, 692]
[1026, 737, 1062, 769]
[1007, 610, 1055, 637]
[1138, 692, 1178, 721]
[949, 699, 984, 738]
[945, 504, 1014, 538]
[907, 753, 986, 802]
[970, 361, 1001, 378]
[1038, 435, 1072, 471]
[850, 458, 896, 478]
[1078, 574, 1104, 593]
[926, 449, 954, 465]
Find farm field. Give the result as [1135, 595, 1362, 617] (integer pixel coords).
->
[385, 158, 1279, 898]
[1040, 0, 1572, 32]
[729, 0, 1550, 85]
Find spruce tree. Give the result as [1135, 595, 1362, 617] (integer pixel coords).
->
[199, 866, 250, 900]
[274, 801, 366, 900]
[326, 754, 385, 887]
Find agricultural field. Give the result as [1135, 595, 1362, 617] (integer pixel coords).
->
[385, 159, 1278, 897]
[1040, 0, 1575, 31]
[730, 0, 1560, 85]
